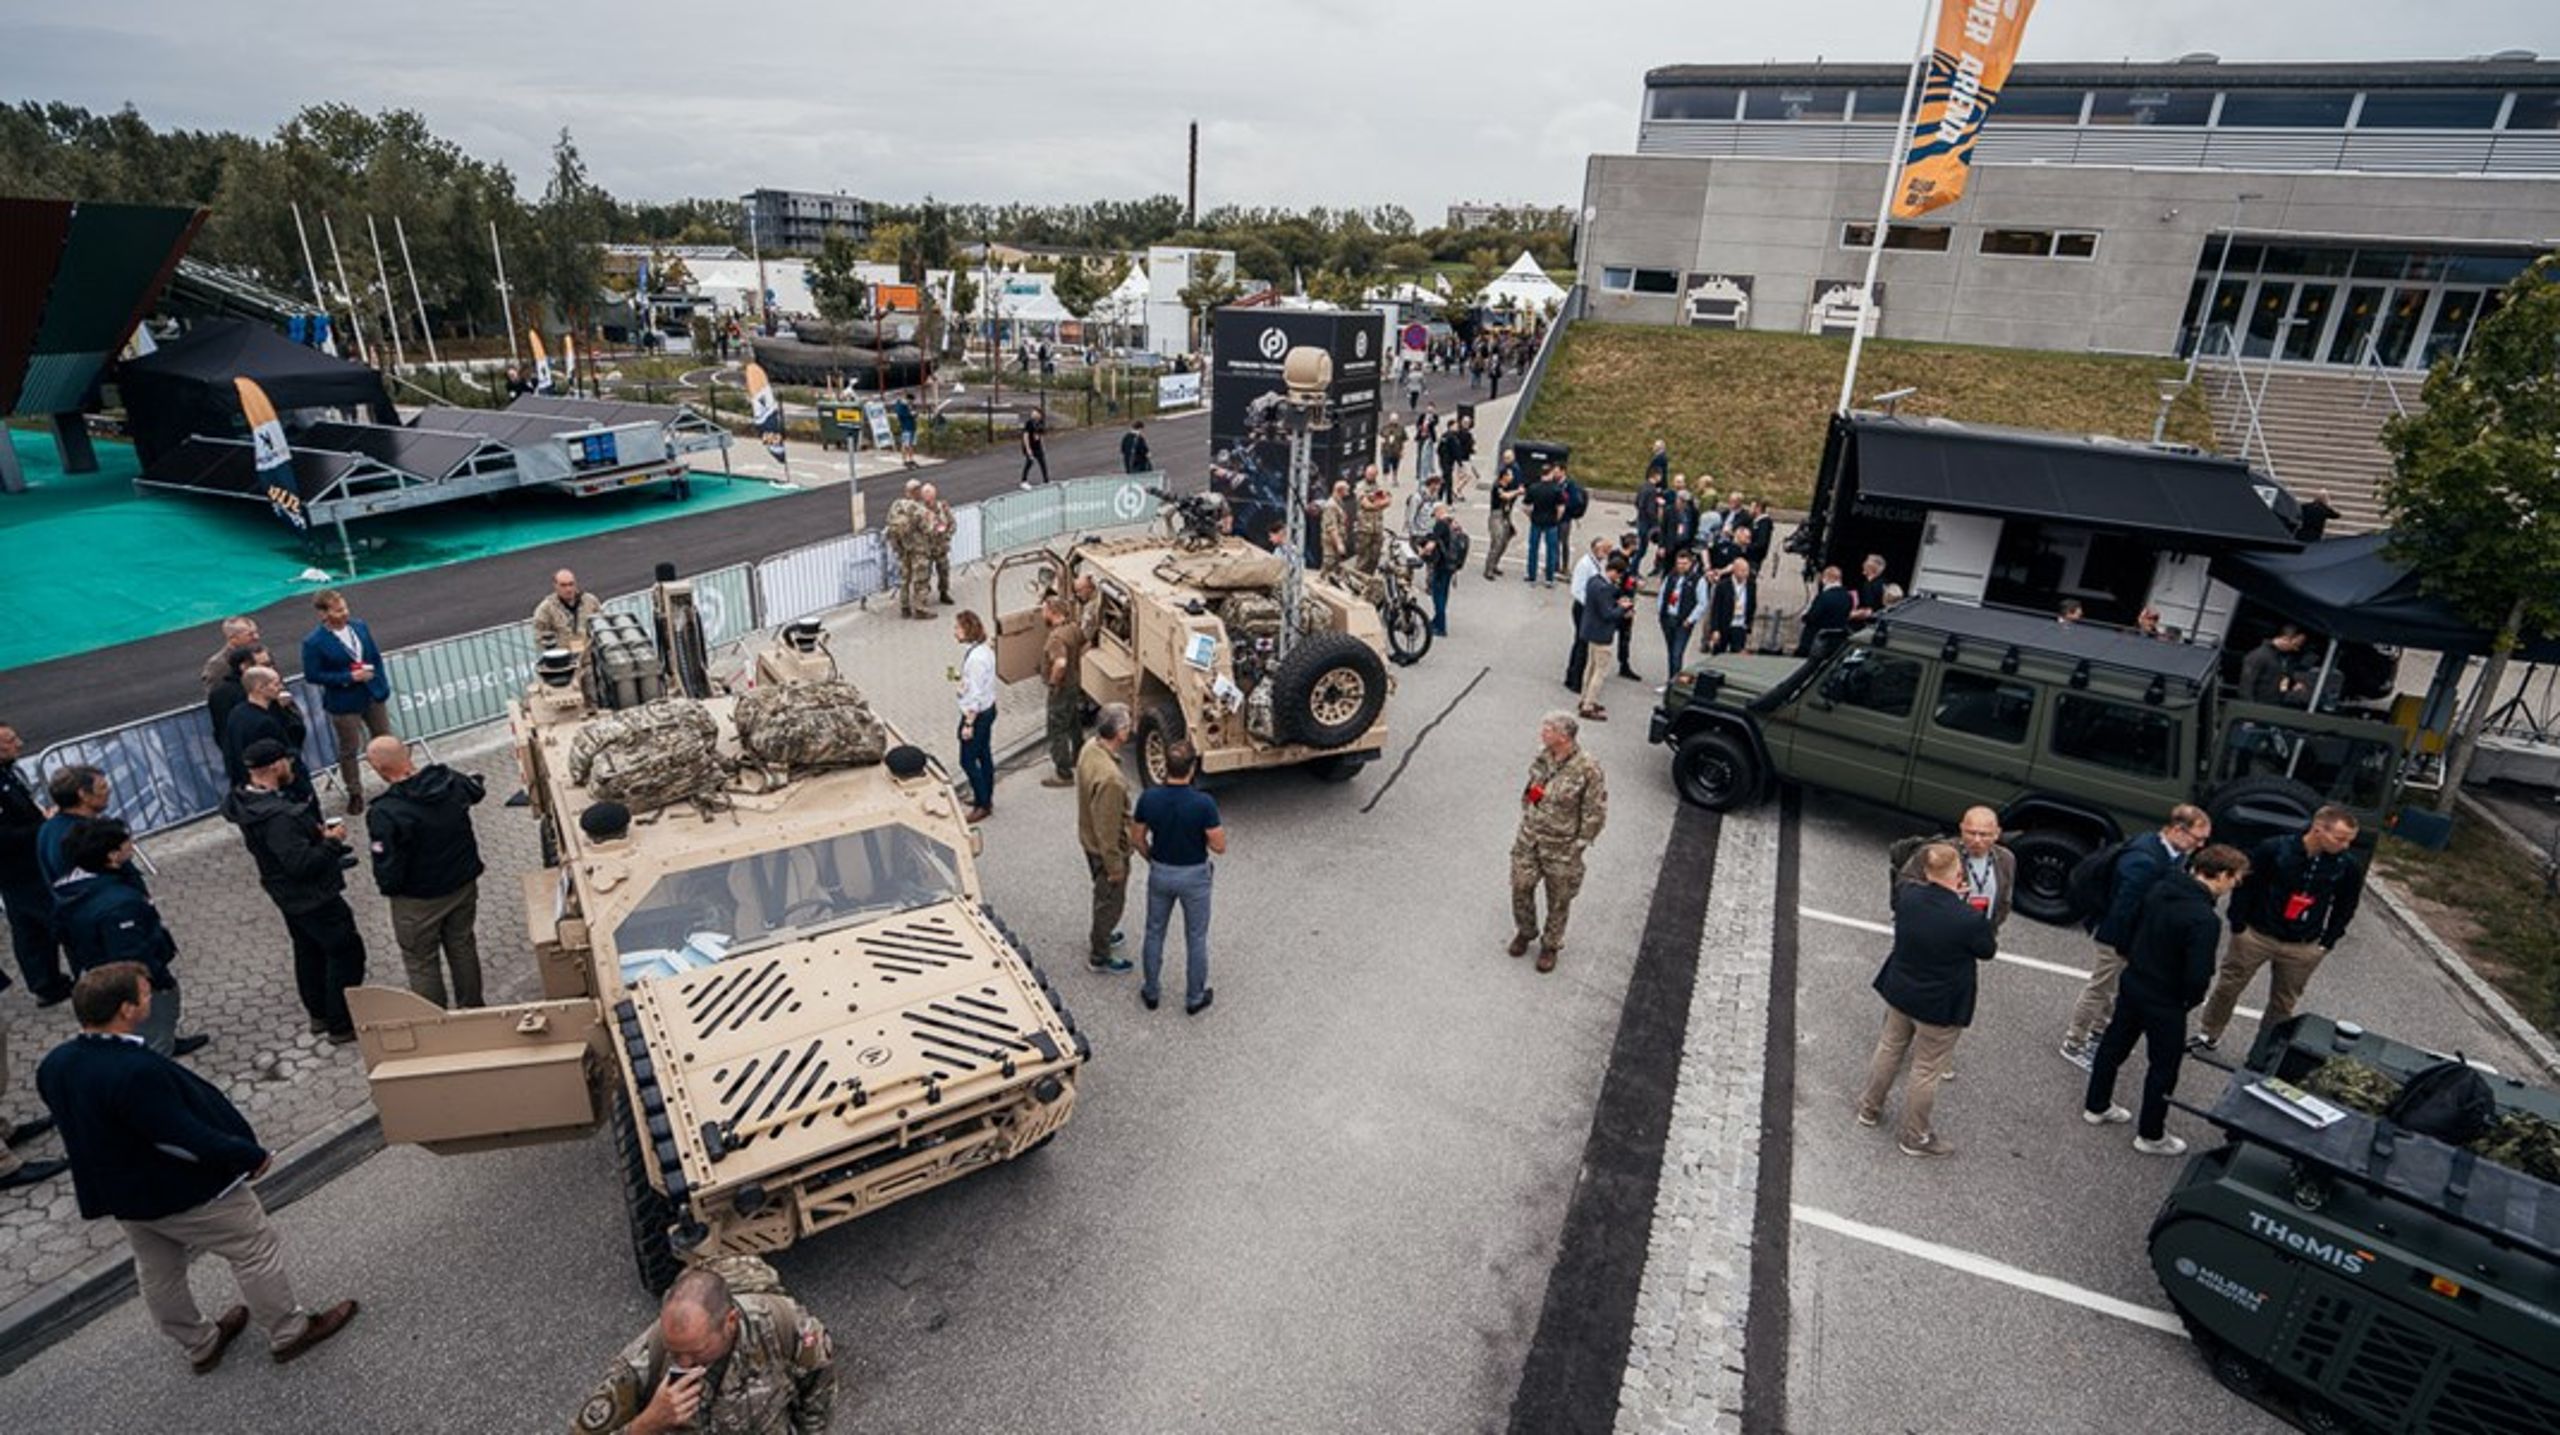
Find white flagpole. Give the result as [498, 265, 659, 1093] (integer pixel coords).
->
[290, 202, 327, 316]
[395, 216, 442, 368]
[367, 215, 407, 374]
[490, 220, 520, 366]
[322, 211, 372, 368]
[1835, 0, 1942, 416]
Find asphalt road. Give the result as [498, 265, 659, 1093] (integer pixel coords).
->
[0, 554, 1670, 1434]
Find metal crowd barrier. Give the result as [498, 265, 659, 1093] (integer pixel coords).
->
[26, 475, 1162, 836]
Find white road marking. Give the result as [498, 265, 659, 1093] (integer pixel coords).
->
[1793, 1203, 2188, 1336]
[1799, 907, 2263, 1023]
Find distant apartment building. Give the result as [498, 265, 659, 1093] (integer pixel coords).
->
[741, 189, 872, 254]
[1578, 52, 2560, 369]
[1445, 201, 1574, 232]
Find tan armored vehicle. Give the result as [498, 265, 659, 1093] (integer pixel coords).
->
[343, 579, 1088, 1292]
[992, 497, 1395, 785]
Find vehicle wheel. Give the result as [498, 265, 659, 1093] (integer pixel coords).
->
[1269, 631, 1389, 748]
[1311, 752, 1365, 783]
[2205, 775, 2322, 850]
[2209, 1344, 2273, 1400]
[1672, 729, 1759, 811]
[610, 1082, 683, 1296]
[1136, 703, 1187, 788]
[1384, 600, 1432, 666]
[2010, 829, 2097, 925]
[2297, 1399, 2363, 1435]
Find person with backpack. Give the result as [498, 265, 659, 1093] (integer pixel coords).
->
[2082, 843, 2251, 1155]
[1522, 466, 1567, 587]
[2192, 806, 2369, 1051]
[2060, 805, 2212, 1070]
[1419, 503, 1467, 638]
[1558, 467, 1590, 565]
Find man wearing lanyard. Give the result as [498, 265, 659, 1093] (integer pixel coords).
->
[951, 611, 998, 823]
[300, 590, 394, 816]
[1890, 806, 2016, 1084]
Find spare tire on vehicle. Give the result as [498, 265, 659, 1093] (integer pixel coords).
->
[1268, 631, 1388, 749]
[2206, 774, 2323, 850]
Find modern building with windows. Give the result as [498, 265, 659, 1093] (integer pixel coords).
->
[740, 188, 871, 254]
[1578, 53, 2560, 370]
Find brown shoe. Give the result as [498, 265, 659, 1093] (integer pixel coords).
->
[964, 806, 991, 823]
[191, 1306, 251, 1374]
[1039, 773, 1075, 788]
[1535, 948, 1558, 973]
[272, 1299, 358, 1364]
[1507, 933, 1531, 958]
[1579, 706, 1608, 722]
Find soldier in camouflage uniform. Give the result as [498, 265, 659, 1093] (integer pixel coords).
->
[572, 1259, 834, 1434]
[1319, 479, 1354, 584]
[920, 482, 956, 605]
[1510, 710, 1608, 973]
[886, 479, 929, 619]
[1352, 468, 1392, 576]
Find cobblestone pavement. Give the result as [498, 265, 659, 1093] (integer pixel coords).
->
[0, 554, 1057, 1317]
[1615, 801, 1778, 1435]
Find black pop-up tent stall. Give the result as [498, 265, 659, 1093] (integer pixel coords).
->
[118, 318, 396, 466]
[2211, 533, 2560, 662]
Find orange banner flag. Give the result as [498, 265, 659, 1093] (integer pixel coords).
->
[1891, 0, 2039, 219]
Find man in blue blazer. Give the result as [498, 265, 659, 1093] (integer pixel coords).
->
[37, 963, 358, 1371]
[300, 588, 394, 816]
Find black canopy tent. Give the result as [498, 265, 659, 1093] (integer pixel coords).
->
[2211, 534, 2560, 661]
[117, 319, 395, 466]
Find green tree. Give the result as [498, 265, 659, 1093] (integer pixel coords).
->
[2381, 255, 2560, 807]
[807, 234, 872, 324]
[944, 268, 979, 356]
[1177, 259, 1240, 349]
[527, 128, 610, 331]
[1380, 240, 1434, 277]
[1051, 254, 1103, 320]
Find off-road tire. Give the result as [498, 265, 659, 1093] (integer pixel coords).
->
[1672, 729, 1759, 811]
[1384, 600, 1432, 667]
[1269, 631, 1389, 748]
[2205, 774, 2322, 849]
[2010, 828, 2098, 925]
[1137, 703, 1187, 788]
[1311, 752, 1365, 783]
[610, 1081, 683, 1296]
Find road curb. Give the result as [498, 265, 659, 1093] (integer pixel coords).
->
[0, 1104, 384, 1377]
[2367, 873, 2560, 1081]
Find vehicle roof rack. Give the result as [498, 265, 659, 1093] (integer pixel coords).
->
[1874, 597, 2217, 698]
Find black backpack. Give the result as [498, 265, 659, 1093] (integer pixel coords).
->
[2385, 1056, 2497, 1146]
[1445, 528, 1472, 570]
[1565, 479, 1590, 520]
[2064, 837, 2135, 926]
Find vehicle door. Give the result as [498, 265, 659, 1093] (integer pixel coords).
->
[2212, 699, 2410, 827]
[986, 546, 1065, 684]
[2031, 689, 2191, 836]
[1771, 644, 1927, 811]
[345, 987, 608, 1155]
[1904, 662, 2041, 824]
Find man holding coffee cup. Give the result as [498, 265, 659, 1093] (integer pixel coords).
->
[300, 589, 394, 817]
[220, 739, 368, 1045]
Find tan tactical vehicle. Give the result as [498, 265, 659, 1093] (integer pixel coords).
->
[991, 489, 1395, 785]
[342, 581, 1088, 1292]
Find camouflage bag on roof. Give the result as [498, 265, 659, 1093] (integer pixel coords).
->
[568, 697, 728, 811]
[734, 679, 889, 772]
[1216, 592, 1284, 639]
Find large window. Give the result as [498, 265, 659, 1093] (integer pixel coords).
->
[1991, 88, 2090, 124]
[1601, 267, 1681, 296]
[1744, 86, 1852, 122]
[2217, 91, 2356, 128]
[1933, 670, 2035, 746]
[2502, 92, 2560, 130]
[2355, 91, 2506, 129]
[2052, 694, 2179, 778]
[2088, 88, 2215, 126]
[1650, 85, 1743, 121]
[611, 826, 966, 972]
[1820, 649, 1923, 718]
[1980, 229, 2101, 260]
[1840, 223, 1953, 253]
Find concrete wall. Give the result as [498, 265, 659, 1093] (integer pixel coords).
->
[1578, 154, 2560, 355]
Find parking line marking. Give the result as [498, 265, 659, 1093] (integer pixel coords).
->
[1798, 908, 2262, 1022]
[1793, 1203, 2187, 1337]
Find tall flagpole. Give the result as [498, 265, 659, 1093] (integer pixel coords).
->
[490, 220, 520, 366]
[394, 216, 442, 368]
[367, 215, 407, 374]
[322, 211, 371, 369]
[1835, 0, 1940, 416]
[290, 202, 328, 318]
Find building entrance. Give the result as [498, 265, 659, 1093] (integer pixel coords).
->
[2179, 243, 2529, 370]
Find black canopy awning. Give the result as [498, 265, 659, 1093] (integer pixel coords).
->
[2211, 532, 2560, 659]
[1847, 416, 2302, 554]
[117, 318, 395, 465]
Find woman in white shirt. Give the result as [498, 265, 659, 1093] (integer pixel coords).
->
[952, 610, 998, 821]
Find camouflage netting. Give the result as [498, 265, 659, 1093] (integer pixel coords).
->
[734, 679, 889, 773]
[567, 697, 729, 813]
[2300, 1057, 2560, 1184]
[1160, 549, 1287, 591]
[1213, 592, 1331, 640]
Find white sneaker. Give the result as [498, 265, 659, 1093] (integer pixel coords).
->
[2082, 1104, 2132, 1125]
[2133, 1134, 2189, 1157]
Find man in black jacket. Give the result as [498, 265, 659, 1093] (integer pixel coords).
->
[1855, 843, 1997, 1158]
[222, 740, 367, 1044]
[205, 645, 270, 751]
[1796, 566, 1855, 656]
[54, 818, 210, 1058]
[363, 738, 487, 1009]
[0, 722, 69, 1004]
[220, 667, 314, 800]
[2083, 844, 2251, 1154]
[2061, 805, 2211, 1068]
[38, 963, 358, 1370]
[2194, 806, 2368, 1049]
[1656, 548, 1704, 684]
[1706, 558, 1758, 655]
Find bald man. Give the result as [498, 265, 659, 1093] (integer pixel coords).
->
[362, 737, 486, 1008]
[573, 1261, 835, 1433]
[533, 569, 602, 654]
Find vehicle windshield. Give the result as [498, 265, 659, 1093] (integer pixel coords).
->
[611, 826, 964, 978]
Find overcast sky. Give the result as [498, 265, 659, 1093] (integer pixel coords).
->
[7, 1, 2553, 218]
